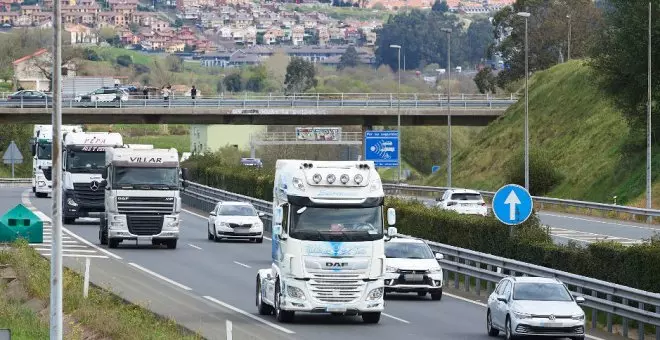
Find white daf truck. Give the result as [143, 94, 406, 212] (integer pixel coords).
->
[98, 147, 188, 249]
[255, 160, 397, 324]
[62, 132, 123, 224]
[30, 124, 83, 197]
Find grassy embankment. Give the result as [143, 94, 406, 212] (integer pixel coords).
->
[0, 241, 200, 340]
[425, 60, 660, 211]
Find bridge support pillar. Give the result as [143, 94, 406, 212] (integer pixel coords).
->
[361, 124, 372, 161]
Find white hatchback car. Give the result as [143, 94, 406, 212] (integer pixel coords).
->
[436, 188, 488, 216]
[383, 237, 444, 300]
[207, 201, 265, 243]
[486, 276, 586, 340]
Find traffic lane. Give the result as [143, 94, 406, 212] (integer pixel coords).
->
[0, 187, 27, 213]
[538, 212, 660, 241]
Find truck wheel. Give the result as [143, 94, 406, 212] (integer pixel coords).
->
[166, 239, 177, 249]
[256, 275, 273, 315]
[362, 312, 381, 324]
[32, 186, 36, 193]
[256, 237, 263, 243]
[35, 192, 47, 198]
[108, 238, 119, 248]
[63, 216, 75, 224]
[274, 280, 294, 323]
[431, 289, 443, 301]
[99, 216, 108, 245]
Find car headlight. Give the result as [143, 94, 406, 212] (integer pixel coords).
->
[428, 267, 442, 273]
[512, 311, 532, 319]
[367, 287, 383, 300]
[287, 286, 305, 300]
[217, 222, 227, 227]
[572, 314, 585, 321]
[385, 266, 398, 273]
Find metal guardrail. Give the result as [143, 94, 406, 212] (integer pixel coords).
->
[0, 178, 31, 187]
[181, 180, 660, 339]
[383, 184, 660, 221]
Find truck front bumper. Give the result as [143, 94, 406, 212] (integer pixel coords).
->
[383, 272, 444, 293]
[278, 277, 384, 314]
[107, 213, 180, 241]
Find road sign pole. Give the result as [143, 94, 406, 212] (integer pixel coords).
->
[10, 143, 14, 178]
[51, 0, 64, 336]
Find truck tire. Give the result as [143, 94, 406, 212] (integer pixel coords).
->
[256, 236, 263, 243]
[362, 312, 381, 324]
[108, 238, 119, 248]
[256, 275, 273, 315]
[431, 289, 442, 301]
[63, 217, 75, 224]
[99, 216, 108, 245]
[166, 239, 177, 249]
[274, 280, 294, 323]
[36, 192, 47, 198]
[32, 186, 36, 193]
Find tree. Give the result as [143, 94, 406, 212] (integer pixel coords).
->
[431, 0, 448, 13]
[223, 73, 242, 92]
[165, 55, 183, 72]
[284, 57, 317, 94]
[173, 18, 183, 27]
[473, 67, 497, 94]
[590, 0, 660, 145]
[338, 46, 359, 70]
[116, 54, 133, 67]
[31, 47, 84, 91]
[491, 0, 602, 87]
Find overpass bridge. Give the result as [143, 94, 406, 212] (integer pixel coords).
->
[0, 93, 517, 125]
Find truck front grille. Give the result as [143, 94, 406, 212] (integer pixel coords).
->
[117, 196, 174, 215]
[308, 273, 365, 303]
[127, 215, 164, 236]
[72, 183, 104, 206]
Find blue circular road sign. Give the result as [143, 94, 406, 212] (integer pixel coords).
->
[491, 184, 533, 226]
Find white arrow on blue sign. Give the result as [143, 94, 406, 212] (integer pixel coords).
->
[491, 184, 533, 225]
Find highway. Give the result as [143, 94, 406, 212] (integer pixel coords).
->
[0, 184, 628, 339]
[0, 98, 516, 109]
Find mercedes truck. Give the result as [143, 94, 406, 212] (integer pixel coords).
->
[62, 132, 123, 224]
[255, 160, 397, 324]
[30, 124, 83, 198]
[98, 146, 188, 249]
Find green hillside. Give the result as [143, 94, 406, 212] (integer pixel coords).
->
[426, 60, 660, 207]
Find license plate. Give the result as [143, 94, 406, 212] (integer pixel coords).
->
[234, 228, 249, 234]
[404, 274, 424, 282]
[540, 322, 562, 327]
[138, 236, 152, 242]
[326, 306, 347, 313]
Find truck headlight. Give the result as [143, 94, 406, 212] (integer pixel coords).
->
[287, 286, 305, 300]
[385, 266, 398, 273]
[38, 181, 46, 187]
[110, 215, 126, 229]
[164, 216, 179, 230]
[67, 198, 78, 207]
[366, 287, 383, 300]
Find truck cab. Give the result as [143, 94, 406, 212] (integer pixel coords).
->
[98, 147, 188, 249]
[62, 132, 123, 224]
[256, 160, 397, 324]
[30, 124, 83, 198]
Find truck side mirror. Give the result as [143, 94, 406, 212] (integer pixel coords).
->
[387, 208, 396, 226]
[387, 226, 397, 237]
[273, 224, 282, 236]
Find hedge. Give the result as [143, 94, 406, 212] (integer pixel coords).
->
[184, 160, 660, 293]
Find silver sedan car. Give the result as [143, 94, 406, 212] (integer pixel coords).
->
[486, 276, 586, 340]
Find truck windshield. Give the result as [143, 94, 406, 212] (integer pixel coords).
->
[66, 150, 105, 173]
[37, 142, 52, 160]
[113, 167, 179, 189]
[290, 205, 383, 242]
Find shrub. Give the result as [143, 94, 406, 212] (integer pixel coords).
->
[184, 155, 660, 293]
[505, 148, 564, 196]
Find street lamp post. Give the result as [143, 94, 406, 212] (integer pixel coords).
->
[566, 14, 571, 61]
[647, 1, 653, 218]
[390, 44, 402, 184]
[441, 28, 452, 188]
[518, 11, 530, 192]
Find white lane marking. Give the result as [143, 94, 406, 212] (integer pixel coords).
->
[128, 262, 192, 291]
[233, 261, 251, 268]
[34, 248, 97, 253]
[62, 226, 122, 260]
[443, 292, 605, 340]
[29, 244, 88, 248]
[183, 208, 272, 241]
[382, 312, 410, 324]
[203, 296, 296, 334]
[541, 212, 659, 231]
[549, 226, 642, 244]
[188, 244, 202, 250]
[41, 254, 109, 259]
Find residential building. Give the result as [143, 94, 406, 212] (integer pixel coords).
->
[190, 125, 266, 154]
[65, 23, 98, 45]
[12, 48, 78, 91]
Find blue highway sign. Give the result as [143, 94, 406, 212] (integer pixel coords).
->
[491, 184, 533, 225]
[364, 130, 399, 167]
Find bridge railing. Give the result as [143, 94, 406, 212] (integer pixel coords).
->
[0, 91, 519, 101]
[180, 179, 660, 339]
[251, 131, 363, 143]
[382, 183, 660, 222]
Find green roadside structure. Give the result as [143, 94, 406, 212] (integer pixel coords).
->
[0, 204, 43, 243]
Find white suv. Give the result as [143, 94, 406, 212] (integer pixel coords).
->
[383, 237, 444, 300]
[436, 188, 488, 216]
[486, 276, 586, 340]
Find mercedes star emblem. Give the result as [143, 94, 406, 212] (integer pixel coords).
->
[90, 181, 100, 191]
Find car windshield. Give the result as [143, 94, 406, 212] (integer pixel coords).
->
[113, 167, 179, 188]
[218, 205, 257, 216]
[450, 193, 483, 201]
[290, 205, 383, 241]
[66, 150, 105, 172]
[385, 242, 434, 259]
[513, 283, 574, 301]
[37, 142, 52, 160]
